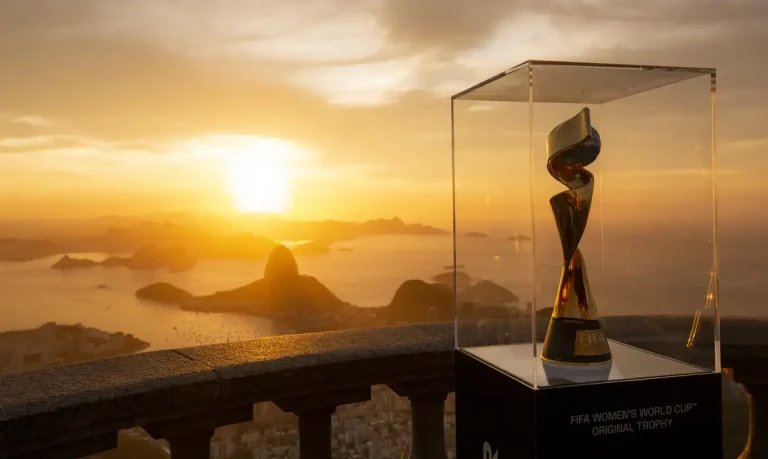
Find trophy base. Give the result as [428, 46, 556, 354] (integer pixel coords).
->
[541, 317, 612, 365]
[541, 359, 612, 384]
[455, 348, 723, 458]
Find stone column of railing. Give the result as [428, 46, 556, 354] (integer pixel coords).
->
[389, 377, 454, 459]
[142, 405, 255, 459]
[274, 387, 371, 459]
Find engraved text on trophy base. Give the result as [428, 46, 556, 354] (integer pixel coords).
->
[574, 329, 609, 356]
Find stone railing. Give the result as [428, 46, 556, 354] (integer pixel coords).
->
[0, 317, 766, 459]
[0, 323, 454, 459]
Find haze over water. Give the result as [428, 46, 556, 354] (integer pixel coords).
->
[1, 230, 764, 352]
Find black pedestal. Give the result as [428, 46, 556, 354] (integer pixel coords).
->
[456, 347, 722, 459]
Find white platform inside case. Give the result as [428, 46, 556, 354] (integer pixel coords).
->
[464, 340, 709, 387]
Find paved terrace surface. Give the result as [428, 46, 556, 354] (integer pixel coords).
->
[0, 316, 765, 458]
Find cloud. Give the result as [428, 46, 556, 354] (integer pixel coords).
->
[3, 0, 767, 108]
[292, 56, 424, 105]
[298, 161, 445, 191]
[297, 163, 379, 180]
[0, 113, 60, 139]
[62, 1, 385, 64]
[609, 168, 745, 178]
[0, 0, 767, 225]
[211, 11, 388, 65]
[723, 138, 768, 152]
[465, 104, 496, 112]
[174, 134, 312, 162]
[0, 0, 767, 165]
[376, 0, 525, 55]
[0, 135, 101, 153]
[9, 115, 58, 127]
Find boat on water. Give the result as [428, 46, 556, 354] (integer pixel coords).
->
[442, 264, 465, 270]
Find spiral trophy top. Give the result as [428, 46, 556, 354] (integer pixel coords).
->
[546, 107, 601, 264]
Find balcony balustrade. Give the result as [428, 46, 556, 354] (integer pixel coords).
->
[0, 317, 765, 459]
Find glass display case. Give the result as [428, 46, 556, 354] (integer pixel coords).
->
[452, 61, 721, 458]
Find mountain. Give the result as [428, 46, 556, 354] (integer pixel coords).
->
[378, 280, 455, 324]
[0, 238, 65, 262]
[0, 215, 447, 262]
[82, 216, 445, 253]
[378, 278, 523, 325]
[136, 245, 350, 317]
[52, 245, 196, 272]
[459, 280, 520, 307]
[360, 217, 446, 236]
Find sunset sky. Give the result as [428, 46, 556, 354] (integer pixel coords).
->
[1, 0, 767, 228]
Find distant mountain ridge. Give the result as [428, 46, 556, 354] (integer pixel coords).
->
[0, 216, 448, 262]
[0, 238, 65, 262]
[52, 245, 196, 272]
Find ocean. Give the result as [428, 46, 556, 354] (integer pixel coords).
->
[0, 233, 765, 352]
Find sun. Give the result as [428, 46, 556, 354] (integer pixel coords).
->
[226, 141, 293, 214]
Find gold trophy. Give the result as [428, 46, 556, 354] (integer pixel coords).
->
[541, 107, 612, 374]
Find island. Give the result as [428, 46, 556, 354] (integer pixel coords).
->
[137, 245, 352, 319]
[376, 279, 454, 323]
[136, 282, 194, 304]
[52, 245, 196, 272]
[507, 234, 532, 242]
[375, 277, 522, 325]
[464, 232, 488, 238]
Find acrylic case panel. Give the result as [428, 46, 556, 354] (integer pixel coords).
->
[452, 61, 719, 388]
[452, 75, 536, 384]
